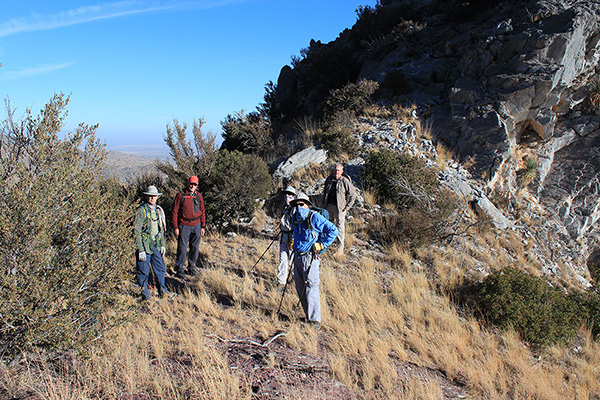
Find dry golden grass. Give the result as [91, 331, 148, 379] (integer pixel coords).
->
[413, 118, 433, 141]
[295, 116, 322, 148]
[2, 227, 600, 399]
[435, 142, 454, 170]
[391, 103, 417, 124]
[291, 162, 328, 188]
[362, 104, 393, 119]
[361, 188, 378, 208]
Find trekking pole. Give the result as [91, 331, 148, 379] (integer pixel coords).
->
[247, 231, 280, 275]
[276, 253, 296, 315]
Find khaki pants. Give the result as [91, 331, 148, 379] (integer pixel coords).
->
[326, 204, 346, 254]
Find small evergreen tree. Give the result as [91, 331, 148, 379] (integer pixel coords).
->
[203, 150, 272, 227]
[0, 93, 133, 358]
[158, 119, 271, 228]
[474, 268, 584, 348]
[220, 110, 273, 155]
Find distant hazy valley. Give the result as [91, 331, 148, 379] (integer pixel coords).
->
[104, 144, 170, 181]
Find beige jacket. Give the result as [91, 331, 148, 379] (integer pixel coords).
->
[321, 173, 357, 212]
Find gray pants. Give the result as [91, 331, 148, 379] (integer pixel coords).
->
[278, 231, 294, 285]
[293, 251, 321, 323]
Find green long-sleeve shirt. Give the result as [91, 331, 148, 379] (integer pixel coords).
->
[134, 203, 166, 254]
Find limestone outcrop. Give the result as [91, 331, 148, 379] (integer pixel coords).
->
[271, 0, 600, 270]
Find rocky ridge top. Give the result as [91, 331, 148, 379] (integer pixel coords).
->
[272, 0, 600, 282]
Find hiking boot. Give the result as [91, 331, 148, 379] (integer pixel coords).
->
[307, 320, 321, 330]
[175, 270, 188, 279]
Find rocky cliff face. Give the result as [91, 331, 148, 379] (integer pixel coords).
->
[272, 0, 600, 275]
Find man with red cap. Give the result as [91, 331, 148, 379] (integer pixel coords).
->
[172, 175, 206, 278]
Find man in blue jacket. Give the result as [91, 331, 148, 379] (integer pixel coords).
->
[290, 192, 338, 327]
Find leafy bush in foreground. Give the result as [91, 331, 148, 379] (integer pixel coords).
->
[473, 268, 583, 348]
[0, 94, 133, 358]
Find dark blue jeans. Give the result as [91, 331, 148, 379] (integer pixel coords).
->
[137, 244, 168, 300]
[176, 224, 202, 273]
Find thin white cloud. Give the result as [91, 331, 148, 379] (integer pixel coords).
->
[0, 0, 243, 38]
[0, 62, 75, 81]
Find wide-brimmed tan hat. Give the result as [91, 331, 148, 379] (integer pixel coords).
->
[289, 192, 312, 207]
[143, 185, 162, 197]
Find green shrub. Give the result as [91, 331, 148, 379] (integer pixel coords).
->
[322, 80, 379, 121]
[320, 110, 359, 158]
[380, 70, 409, 99]
[202, 150, 272, 227]
[569, 287, 600, 340]
[363, 149, 459, 247]
[221, 110, 273, 156]
[582, 78, 600, 114]
[517, 157, 539, 188]
[448, 0, 503, 22]
[0, 93, 133, 359]
[473, 268, 584, 348]
[156, 118, 219, 224]
[158, 119, 271, 229]
[320, 80, 378, 158]
[588, 250, 600, 284]
[368, 189, 459, 249]
[362, 149, 438, 208]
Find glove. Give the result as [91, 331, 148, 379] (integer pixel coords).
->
[288, 237, 294, 250]
[160, 247, 166, 256]
[312, 242, 325, 254]
[138, 251, 147, 261]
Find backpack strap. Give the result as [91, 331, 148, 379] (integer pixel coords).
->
[180, 190, 201, 206]
[303, 210, 318, 239]
[180, 190, 202, 222]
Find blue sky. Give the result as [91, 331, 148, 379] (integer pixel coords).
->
[0, 0, 377, 149]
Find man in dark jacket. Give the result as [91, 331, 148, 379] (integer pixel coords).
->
[172, 175, 206, 278]
[321, 164, 357, 255]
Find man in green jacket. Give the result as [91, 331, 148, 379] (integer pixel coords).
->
[134, 185, 174, 300]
